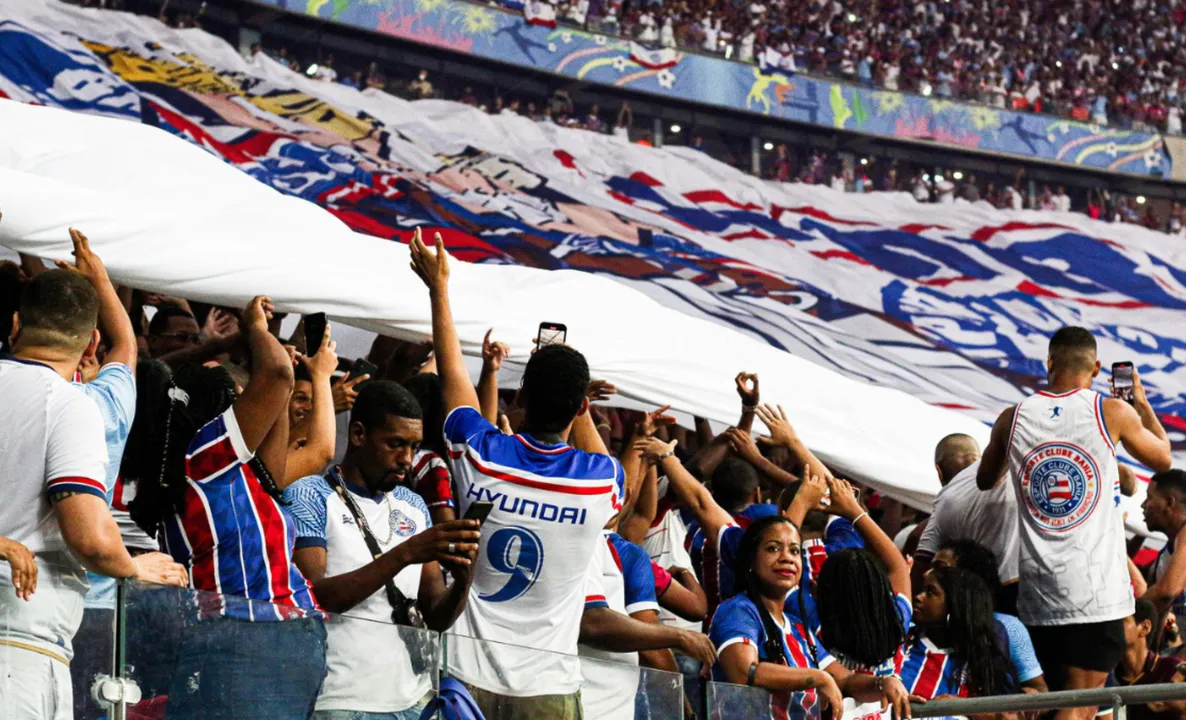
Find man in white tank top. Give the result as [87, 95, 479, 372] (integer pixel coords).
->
[977, 327, 1172, 720]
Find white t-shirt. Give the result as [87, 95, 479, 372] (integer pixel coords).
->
[915, 461, 1020, 584]
[640, 479, 701, 632]
[443, 407, 625, 697]
[936, 179, 955, 203]
[285, 475, 433, 713]
[0, 356, 108, 662]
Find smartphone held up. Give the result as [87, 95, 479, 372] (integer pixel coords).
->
[536, 322, 567, 351]
[1111, 361, 1134, 404]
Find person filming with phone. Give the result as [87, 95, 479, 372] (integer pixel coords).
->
[284, 380, 482, 720]
[977, 326, 1171, 720]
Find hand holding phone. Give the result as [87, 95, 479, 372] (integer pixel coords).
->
[1111, 361, 1135, 404]
[349, 358, 378, 389]
[464, 501, 495, 524]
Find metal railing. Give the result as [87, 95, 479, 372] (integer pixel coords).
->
[915, 682, 1186, 719]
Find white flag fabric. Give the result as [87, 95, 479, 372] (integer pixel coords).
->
[524, 0, 557, 28]
[629, 41, 679, 69]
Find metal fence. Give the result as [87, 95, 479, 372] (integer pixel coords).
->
[915, 682, 1186, 719]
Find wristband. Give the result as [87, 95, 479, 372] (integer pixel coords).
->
[747, 662, 759, 686]
[852, 511, 869, 526]
[741, 403, 757, 411]
[658, 450, 675, 462]
[596, 423, 611, 431]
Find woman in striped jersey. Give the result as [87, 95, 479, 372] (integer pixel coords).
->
[903, 566, 1017, 700]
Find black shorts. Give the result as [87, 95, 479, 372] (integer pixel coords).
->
[1027, 619, 1126, 679]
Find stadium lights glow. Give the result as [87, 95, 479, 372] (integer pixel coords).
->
[1112, 62, 1120, 69]
[1056, 60, 1062, 68]
[1137, 195, 1147, 204]
[763, 141, 774, 150]
[670, 124, 681, 133]
[922, 86, 932, 96]
[922, 173, 931, 182]
[953, 171, 964, 180]
[847, 13, 857, 22]
[860, 158, 869, 165]
[306, 64, 319, 76]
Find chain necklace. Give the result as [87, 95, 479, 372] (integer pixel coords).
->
[374, 493, 395, 546]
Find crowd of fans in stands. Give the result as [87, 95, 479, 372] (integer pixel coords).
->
[3, 223, 1186, 720]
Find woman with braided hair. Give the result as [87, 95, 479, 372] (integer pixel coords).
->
[905, 566, 1017, 700]
[709, 515, 916, 720]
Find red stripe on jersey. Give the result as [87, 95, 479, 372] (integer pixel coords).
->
[180, 483, 218, 593]
[771, 689, 792, 720]
[47, 475, 106, 493]
[515, 435, 573, 454]
[586, 595, 606, 603]
[911, 653, 948, 699]
[244, 466, 297, 609]
[187, 436, 241, 482]
[458, 450, 616, 496]
[607, 536, 624, 572]
[1095, 394, 1116, 454]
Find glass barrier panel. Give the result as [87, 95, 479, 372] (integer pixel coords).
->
[0, 553, 117, 720]
[119, 580, 439, 719]
[708, 678, 824, 720]
[443, 632, 683, 720]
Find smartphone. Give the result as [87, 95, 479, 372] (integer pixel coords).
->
[303, 313, 328, 355]
[536, 322, 567, 350]
[1112, 361, 1135, 404]
[464, 501, 495, 524]
[349, 358, 379, 388]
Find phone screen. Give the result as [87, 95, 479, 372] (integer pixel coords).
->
[537, 323, 567, 349]
[1112, 362, 1135, 404]
[349, 358, 378, 388]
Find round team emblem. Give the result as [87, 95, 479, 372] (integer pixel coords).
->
[390, 508, 417, 538]
[1019, 442, 1100, 532]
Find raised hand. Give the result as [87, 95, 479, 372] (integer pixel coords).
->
[725, 427, 763, 464]
[482, 329, 510, 373]
[824, 475, 863, 521]
[634, 436, 677, 464]
[408, 227, 450, 291]
[201, 307, 239, 343]
[132, 552, 189, 588]
[0, 536, 37, 601]
[754, 403, 799, 448]
[332, 372, 369, 413]
[639, 404, 676, 437]
[587, 379, 617, 403]
[794, 471, 829, 511]
[55, 228, 111, 288]
[498, 413, 514, 435]
[1132, 367, 1150, 407]
[241, 296, 275, 336]
[735, 371, 759, 407]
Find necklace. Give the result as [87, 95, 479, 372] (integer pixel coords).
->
[375, 493, 395, 546]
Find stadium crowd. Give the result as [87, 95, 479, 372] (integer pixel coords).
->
[2, 221, 1186, 720]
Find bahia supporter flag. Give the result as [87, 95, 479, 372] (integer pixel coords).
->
[758, 46, 796, 75]
[524, 0, 557, 28]
[629, 41, 679, 69]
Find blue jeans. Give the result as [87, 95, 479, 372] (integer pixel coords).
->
[313, 709, 424, 720]
[166, 615, 327, 720]
[676, 652, 704, 719]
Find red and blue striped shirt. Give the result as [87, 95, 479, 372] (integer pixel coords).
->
[161, 409, 320, 621]
[899, 633, 968, 700]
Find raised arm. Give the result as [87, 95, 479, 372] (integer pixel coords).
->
[727, 428, 800, 488]
[477, 329, 509, 423]
[1106, 370, 1172, 472]
[977, 406, 1015, 490]
[826, 476, 910, 597]
[409, 227, 480, 413]
[735, 372, 759, 433]
[619, 461, 659, 544]
[57, 229, 137, 370]
[636, 436, 734, 547]
[231, 296, 295, 452]
[1143, 528, 1186, 617]
[284, 327, 339, 484]
[754, 404, 832, 481]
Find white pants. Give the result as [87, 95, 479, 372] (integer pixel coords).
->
[0, 645, 72, 720]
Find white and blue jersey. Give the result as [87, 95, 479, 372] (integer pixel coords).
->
[995, 612, 1043, 683]
[77, 363, 137, 610]
[442, 406, 625, 697]
[898, 633, 968, 699]
[698, 503, 779, 617]
[710, 594, 834, 720]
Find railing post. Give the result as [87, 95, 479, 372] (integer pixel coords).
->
[1113, 693, 1127, 720]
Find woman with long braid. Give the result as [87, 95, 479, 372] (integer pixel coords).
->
[905, 566, 1017, 700]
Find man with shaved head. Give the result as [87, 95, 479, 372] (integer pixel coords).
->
[978, 326, 1172, 713]
[913, 431, 1024, 615]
